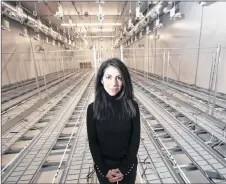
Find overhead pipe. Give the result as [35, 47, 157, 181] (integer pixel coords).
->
[124, 1, 168, 42]
[1, 1, 71, 44]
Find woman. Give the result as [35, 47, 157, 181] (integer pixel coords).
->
[86, 58, 140, 184]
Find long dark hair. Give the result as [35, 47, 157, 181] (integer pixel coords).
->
[93, 58, 136, 122]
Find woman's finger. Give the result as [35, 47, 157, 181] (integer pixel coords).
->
[109, 175, 124, 183]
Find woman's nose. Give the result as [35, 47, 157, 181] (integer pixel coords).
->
[111, 78, 118, 86]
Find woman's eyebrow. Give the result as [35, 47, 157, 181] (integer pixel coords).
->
[104, 74, 121, 77]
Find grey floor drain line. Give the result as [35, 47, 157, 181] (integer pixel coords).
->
[138, 99, 190, 183]
[52, 85, 93, 183]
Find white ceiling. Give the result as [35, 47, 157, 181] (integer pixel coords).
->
[20, 1, 138, 36]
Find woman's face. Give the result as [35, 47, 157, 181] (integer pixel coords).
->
[101, 66, 123, 96]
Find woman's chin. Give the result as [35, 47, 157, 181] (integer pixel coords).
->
[107, 91, 119, 96]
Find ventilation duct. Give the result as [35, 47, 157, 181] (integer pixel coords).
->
[135, 1, 144, 20]
[34, 33, 40, 41]
[199, 1, 216, 6]
[54, 3, 64, 19]
[2, 18, 11, 31]
[20, 26, 28, 37]
[155, 18, 163, 28]
[169, 5, 183, 20]
[124, 1, 168, 43]
[45, 36, 49, 43]
[52, 40, 55, 46]
[146, 25, 152, 35]
[1, 1, 82, 47]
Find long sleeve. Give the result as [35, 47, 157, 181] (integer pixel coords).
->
[86, 103, 109, 177]
[119, 102, 141, 176]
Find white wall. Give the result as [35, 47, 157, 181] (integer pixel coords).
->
[125, 2, 226, 94]
[1, 19, 78, 86]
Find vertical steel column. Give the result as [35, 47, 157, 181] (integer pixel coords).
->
[62, 58, 66, 81]
[67, 58, 69, 72]
[37, 59, 42, 77]
[65, 58, 67, 73]
[2, 48, 17, 73]
[151, 44, 155, 74]
[133, 44, 136, 71]
[178, 55, 181, 82]
[154, 28, 157, 75]
[147, 36, 150, 78]
[162, 50, 166, 84]
[56, 51, 61, 88]
[93, 46, 97, 77]
[24, 60, 29, 80]
[14, 61, 19, 90]
[71, 58, 73, 72]
[5, 65, 11, 84]
[71, 57, 75, 72]
[166, 51, 170, 84]
[59, 57, 63, 87]
[195, 6, 204, 86]
[120, 44, 124, 62]
[143, 44, 146, 78]
[211, 45, 222, 116]
[111, 39, 114, 58]
[36, 58, 45, 96]
[33, 58, 40, 97]
[43, 51, 49, 97]
[207, 51, 216, 115]
[17, 59, 23, 84]
[54, 59, 57, 73]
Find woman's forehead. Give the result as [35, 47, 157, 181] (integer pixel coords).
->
[103, 66, 121, 76]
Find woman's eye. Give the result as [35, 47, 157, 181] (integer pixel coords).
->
[106, 76, 111, 79]
[117, 77, 122, 81]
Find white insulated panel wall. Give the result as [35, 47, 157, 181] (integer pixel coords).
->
[125, 2, 226, 94]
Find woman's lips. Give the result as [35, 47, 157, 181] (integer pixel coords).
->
[110, 88, 118, 92]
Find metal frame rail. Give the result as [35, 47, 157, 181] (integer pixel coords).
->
[57, 83, 94, 184]
[1, 70, 87, 128]
[1, 70, 68, 100]
[1, 70, 68, 93]
[1, 70, 71, 103]
[133, 73, 226, 123]
[1, 72, 90, 155]
[131, 69, 226, 110]
[132, 77, 226, 156]
[1, 74, 93, 183]
[1, 70, 79, 113]
[135, 86, 226, 183]
[137, 106, 184, 183]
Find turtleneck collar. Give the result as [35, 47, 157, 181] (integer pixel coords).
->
[104, 89, 121, 102]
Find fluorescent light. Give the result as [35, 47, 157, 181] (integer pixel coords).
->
[2, 19, 10, 31]
[78, 29, 113, 33]
[61, 23, 121, 27]
[85, 36, 115, 38]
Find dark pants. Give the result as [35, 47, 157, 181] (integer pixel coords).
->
[94, 158, 137, 184]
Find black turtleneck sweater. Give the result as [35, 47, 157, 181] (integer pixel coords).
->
[86, 91, 140, 177]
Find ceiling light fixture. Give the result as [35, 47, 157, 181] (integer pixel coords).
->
[52, 40, 55, 45]
[45, 36, 49, 43]
[135, 1, 144, 21]
[20, 26, 28, 37]
[2, 19, 11, 31]
[55, 2, 64, 19]
[61, 23, 121, 27]
[34, 33, 40, 40]
[85, 35, 115, 38]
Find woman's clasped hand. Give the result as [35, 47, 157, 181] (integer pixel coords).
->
[106, 169, 124, 183]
